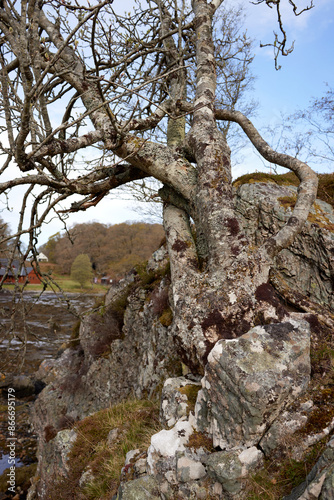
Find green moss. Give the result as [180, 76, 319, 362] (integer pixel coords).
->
[278, 195, 297, 209]
[178, 384, 201, 413]
[234, 172, 334, 210]
[159, 307, 173, 327]
[233, 172, 299, 189]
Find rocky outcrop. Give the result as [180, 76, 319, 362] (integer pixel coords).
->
[118, 318, 310, 499]
[195, 320, 311, 450]
[29, 255, 182, 498]
[27, 181, 334, 499]
[235, 182, 334, 310]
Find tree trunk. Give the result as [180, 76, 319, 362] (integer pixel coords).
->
[159, 0, 318, 373]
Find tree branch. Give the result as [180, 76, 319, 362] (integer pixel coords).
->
[215, 108, 318, 257]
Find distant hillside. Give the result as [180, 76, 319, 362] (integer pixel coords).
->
[39, 222, 164, 279]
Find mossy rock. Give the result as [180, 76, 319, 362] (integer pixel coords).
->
[159, 307, 173, 327]
[48, 399, 161, 500]
[234, 172, 334, 209]
[178, 384, 201, 413]
[233, 172, 299, 189]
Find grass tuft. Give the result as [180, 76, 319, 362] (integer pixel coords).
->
[48, 398, 162, 500]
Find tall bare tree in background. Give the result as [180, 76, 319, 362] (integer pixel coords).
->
[0, 0, 318, 371]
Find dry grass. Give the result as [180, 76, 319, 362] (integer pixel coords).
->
[48, 398, 162, 500]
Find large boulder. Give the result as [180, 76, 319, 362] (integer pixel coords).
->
[195, 319, 311, 450]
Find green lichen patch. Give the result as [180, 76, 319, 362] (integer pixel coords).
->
[48, 399, 161, 500]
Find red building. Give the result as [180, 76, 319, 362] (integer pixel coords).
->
[0, 259, 41, 285]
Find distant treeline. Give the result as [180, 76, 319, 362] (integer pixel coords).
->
[39, 222, 165, 279]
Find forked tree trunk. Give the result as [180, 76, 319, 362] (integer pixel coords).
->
[160, 0, 318, 373]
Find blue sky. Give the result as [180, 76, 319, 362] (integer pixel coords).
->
[3, 0, 334, 245]
[229, 0, 334, 177]
[248, 0, 333, 120]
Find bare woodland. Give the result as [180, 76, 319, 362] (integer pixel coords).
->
[0, 0, 320, 370]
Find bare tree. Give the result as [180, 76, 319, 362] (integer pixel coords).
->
[0, 0, 319, 371]
[290, 86, 334, 168]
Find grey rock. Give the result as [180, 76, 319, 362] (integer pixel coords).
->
[125, 449, 141, 466]
[28, 182, 334, 498]
[235, 182, 334, 309]
[53, 428, 77, 473]
[107, 428, 120, 446]
[134, 458, 147, 476]
[34, 348, 83, 385]
[176, 455, 206, 482]
[147, 419, 195, 476]
[160, 377, 201, 428]
[196, 320, 311, 450]
[259, 409, 308, 455]
[147, 246, 169, 272]
[79, 466, 94, 488]
[116, 475, 161, 499]
[320, 464, 334, 500]
[284, 436, 334, 500]
[204, 446, 263, 495]
[30, 261, 181, 497]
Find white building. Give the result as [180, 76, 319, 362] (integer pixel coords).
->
[37, 252, 49, 262]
